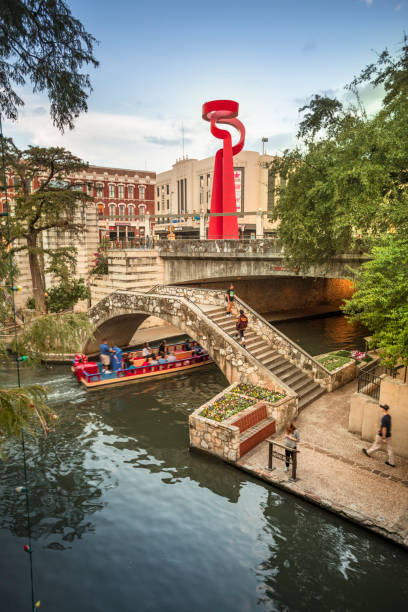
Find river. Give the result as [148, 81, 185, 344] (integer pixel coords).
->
[0, 363, 407, 612]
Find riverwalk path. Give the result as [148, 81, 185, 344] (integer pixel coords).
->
[236, 380, 408, 548]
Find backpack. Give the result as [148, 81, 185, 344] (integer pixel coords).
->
[236, 315, 248, 330]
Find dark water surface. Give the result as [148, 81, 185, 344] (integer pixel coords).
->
[272, 312, 368, 356]
[0, 363, 407, 612]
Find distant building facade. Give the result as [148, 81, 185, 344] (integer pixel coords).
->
[154, 151, 280, 239]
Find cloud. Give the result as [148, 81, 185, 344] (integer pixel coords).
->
[145, 135, 192, 146]
[360, 0, 373, 5]
[394, 1, 404, 10]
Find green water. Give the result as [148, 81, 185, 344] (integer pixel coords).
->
[0, 363, 407, 612]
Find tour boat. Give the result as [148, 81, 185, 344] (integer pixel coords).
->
[72, 341, 212, 390]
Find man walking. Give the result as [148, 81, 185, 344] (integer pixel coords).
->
[363, 404, 395, 467]
[225, 284, 235, 317]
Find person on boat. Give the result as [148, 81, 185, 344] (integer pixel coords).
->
[194, 345, 204, 356]
[123, 356, 131, 369]
[142, 356, 152, 366]
[142, 343, 153, 358]
[167, 352, 177, 363]
[158, 340, 167, 355]
[150, 355, 158, 365]
[111, 345, 123, 371]
[158, 355, 168, 364]
[183, 340, 192, 351]
[100, 339, 113, 373]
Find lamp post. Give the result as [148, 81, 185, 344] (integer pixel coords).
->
[262, 137, 268, 155]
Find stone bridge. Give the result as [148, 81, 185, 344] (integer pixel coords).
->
[156, 239, 369, 285]
[86, 287, 354, 411]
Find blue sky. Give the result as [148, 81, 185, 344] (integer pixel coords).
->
[4, 0, 407, 171]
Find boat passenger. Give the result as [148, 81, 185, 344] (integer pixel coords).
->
[150, 356, 158, 365]
[142, 343, 153, 358]
[194, 345, 204, 356]
[142, 357, 152, 366]
[100, 338, 113, 373]
[183, 340, 192, 351]
[158, 355, 168, 364]
[111, 345, 123, 371]
[123, 356, 131, 369]
[167, 352, 177, 363]
[158, 340, 167, 354]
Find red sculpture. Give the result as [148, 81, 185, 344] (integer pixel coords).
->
[202, 100, 245, 239]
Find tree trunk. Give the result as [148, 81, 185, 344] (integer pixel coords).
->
[27, 234, 47, 313]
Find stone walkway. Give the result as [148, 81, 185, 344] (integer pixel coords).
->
[236, 380, 408, 548]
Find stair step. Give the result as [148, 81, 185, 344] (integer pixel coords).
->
[251, 346, 272, 359]
[273, 361, 297, 377]
[298, 385, 326, 409]
[268, 357, 287, 371]
[292, 378, 316, 395]
[245, 338, 265, 351]
[282, 370, 306, 386]
[263, 354, 285, 368]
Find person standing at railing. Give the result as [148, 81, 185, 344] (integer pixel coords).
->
[225, 284, 235, 317]
[363, 404, 395, 467]
[284, 422, 300, 472]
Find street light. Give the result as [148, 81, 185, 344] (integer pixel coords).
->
[262, 137, 269, 155]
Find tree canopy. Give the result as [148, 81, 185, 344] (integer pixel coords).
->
[268, 36, 408, 364]
[0, 0, 98, 131]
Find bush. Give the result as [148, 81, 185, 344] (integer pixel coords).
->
[46, 278, 90, 313]
[232, 383, 285, 403]
[318, 354, 351, 371]
[201, 393, 254, 422]
[335, 350, 351, 358]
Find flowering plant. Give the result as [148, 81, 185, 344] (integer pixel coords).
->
[201, 393, 253, 422]
[351, 350, 367, 361]
[232, 383, 285, 403]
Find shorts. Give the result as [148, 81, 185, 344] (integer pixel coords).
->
[100, 354, 110, 366]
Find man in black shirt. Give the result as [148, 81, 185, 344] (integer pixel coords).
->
[363, 404, 395, 467]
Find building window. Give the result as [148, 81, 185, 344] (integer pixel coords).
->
[129, 204, 134, 219]
[86, 182, 93, 196]
[199, 175, 204, 205]
[167, 199, 169, 210]
[206, 174, 211, 204]
[97, 203, 104, 216]
[267, 171, 275, 215]
[166, 184, 169, 195]
[157, 201, 160, 211]
[156, 186, 160, 197]
[96, 183, 103, 198]
[139, 203, 146, 217]
[128, 185, 134, 199]
[177, 178, 187, 214]
[109, 184, 115, 198]
[139, 185, 145, 200]
[118, 185, 124, 198]
[109, 204, 115, 217]
[119, 204, 125, 219]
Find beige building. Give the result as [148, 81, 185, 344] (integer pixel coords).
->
[154, 150, 280, 239]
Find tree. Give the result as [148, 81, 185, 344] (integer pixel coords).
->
[342, 235, 408, 366]
[1, 139, 92, 311]
[268, 37, 408, 272]
[0, 0, 98, 131]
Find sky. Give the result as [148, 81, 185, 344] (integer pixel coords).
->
[3, 0, 407, 172]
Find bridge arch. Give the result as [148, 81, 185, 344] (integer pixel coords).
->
[85, 290, 273, 387]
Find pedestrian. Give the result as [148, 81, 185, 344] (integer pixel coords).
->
[235, 309, 248, 347]
[363, 404, 395, 467]
[146, 234, 150, 249]
[99, 338, 113, 373]
[284, 422, 299, 473]
[225, 284, 235, 317]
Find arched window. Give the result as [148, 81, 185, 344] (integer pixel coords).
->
[118, 184, 124, 198]
[119, 204, 125, 219]
[129, 204, 134, 219]
[138, 185, 145, 200]
[139, 203, 146, 217]
[96, 183, 104, 198]
[128, 185, 134, 199]
[109, 204, 115, 218]
[109, 184, 115, 198]
[97, 203, 104, 216]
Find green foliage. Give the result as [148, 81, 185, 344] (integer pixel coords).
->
[318, 354, 351, 371]
[0, 0, 98, 131]
[342, 235, 408, 367]
[90, 242, 109, 275]
[46, 278, 90, 312]
[0, 384, 55, 454]
[269, 37, 408, 273]
[10, 312, 94, 361]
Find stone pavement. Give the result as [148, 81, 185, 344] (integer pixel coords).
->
[236, 380, 408, 548]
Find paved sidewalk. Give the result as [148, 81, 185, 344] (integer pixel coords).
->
[236, 381, 408, 547]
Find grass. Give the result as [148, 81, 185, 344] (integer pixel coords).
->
[318, 354, 352, 371]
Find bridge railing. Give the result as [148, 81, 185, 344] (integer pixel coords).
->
[149, 285, 334, 389]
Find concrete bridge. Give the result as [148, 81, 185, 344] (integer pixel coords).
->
[89, 239, 367, 315]
[86, 286, 352, 411]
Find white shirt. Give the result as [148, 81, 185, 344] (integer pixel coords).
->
[167, 354, 177, 362]
[142, 347, 151, 357]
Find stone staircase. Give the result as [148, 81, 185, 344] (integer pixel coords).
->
[207, 305, 326, 410]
